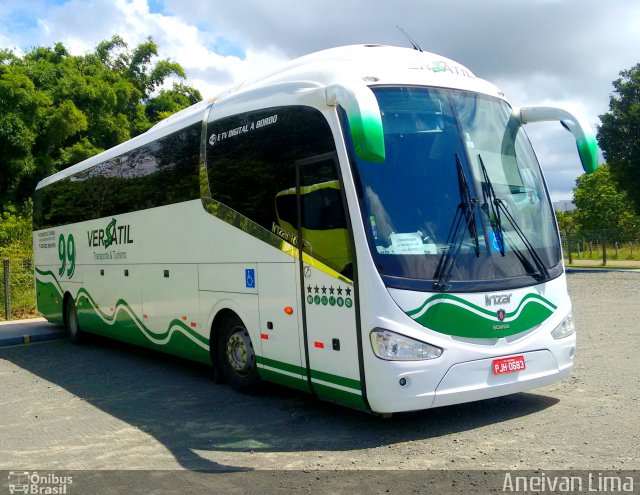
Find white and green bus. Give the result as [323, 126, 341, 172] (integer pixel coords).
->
[33, 45, 597, 414]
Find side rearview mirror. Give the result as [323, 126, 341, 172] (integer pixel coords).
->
[326, 83, 386, 163]
[514, 106, 599, 174]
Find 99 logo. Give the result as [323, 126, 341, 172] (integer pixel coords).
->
[58, 233, 76, 278]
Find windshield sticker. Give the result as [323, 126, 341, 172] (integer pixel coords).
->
[464, 132, 475, 149]
[489, 230, 506, 253]
[376, 232, 438, 255]
[369, 216, 378, 240]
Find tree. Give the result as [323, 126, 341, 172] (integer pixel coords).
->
[146, 83, 202, 122]
[0, 36, 202, 204]
[572, 164, 639, 234]
[598, 63, 640, 216]
[555, 210, 577, 234]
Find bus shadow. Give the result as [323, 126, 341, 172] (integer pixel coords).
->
[1, 335, 559, 471]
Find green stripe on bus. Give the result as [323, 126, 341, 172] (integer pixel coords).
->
[78, 306, 211, 364]
[35, 267, 65, 297]
[312, 383, 367, 410]
[406, 292, 556, 318]
[256, 355, 361, 392]
[404, 292, 557, 338]
[256, 355, 307, 376]
[35, 270, 211, 362]
[36, 269, 365, 405]
[35, 278, 64, 325]
[75, 287, 209, 347]
[309, 368, 361, 391]
[257, 368, 311, 393]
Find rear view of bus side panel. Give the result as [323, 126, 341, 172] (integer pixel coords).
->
[33, 121, 206, 358]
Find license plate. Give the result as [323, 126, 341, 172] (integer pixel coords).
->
[492, 355, 526, 375]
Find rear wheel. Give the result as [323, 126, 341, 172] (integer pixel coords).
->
[217, 314, 260, 393]
[65, 297, 83, 344]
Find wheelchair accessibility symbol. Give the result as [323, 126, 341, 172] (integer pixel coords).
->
[489, 230, 506, 253]
[245, 268, 255, 288]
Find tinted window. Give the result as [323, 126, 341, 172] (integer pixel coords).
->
[34, 124, 201, 230]
[206, 106, 336, 239]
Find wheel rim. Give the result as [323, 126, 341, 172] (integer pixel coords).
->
[226, 327, 254, 376]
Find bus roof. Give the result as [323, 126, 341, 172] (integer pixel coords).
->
[36, 44, 503, 190]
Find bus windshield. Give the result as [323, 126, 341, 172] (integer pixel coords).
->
[349, 86, 562, 292]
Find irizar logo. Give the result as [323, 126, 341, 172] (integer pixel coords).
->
[87, 218, 134, 248]
[485, 293, 512, 306]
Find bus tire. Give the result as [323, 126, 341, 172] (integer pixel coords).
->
[217, 314, 260, 393]
[64, 295, 83, 344]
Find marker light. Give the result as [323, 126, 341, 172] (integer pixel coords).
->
[551, 311, 575, 339]
[370, 328, 443, 361]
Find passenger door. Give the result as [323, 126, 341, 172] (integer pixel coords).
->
[296, 153, 366, 409]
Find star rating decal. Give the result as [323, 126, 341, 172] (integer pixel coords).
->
[304, 283, 353, 309]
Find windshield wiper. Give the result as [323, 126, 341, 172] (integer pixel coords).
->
[433, 154, 479, 291]
[479, 154, 505, 256]
[478, 154, 550, 281]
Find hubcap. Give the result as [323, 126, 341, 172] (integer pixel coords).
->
[226, 328, 254, 375]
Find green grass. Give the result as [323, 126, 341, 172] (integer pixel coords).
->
[563, 241, 640, 262]
[0, 246, 37, 320]
[565, 263, 640, 269]
[0, 202, 37, 320]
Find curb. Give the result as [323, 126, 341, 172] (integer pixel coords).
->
[0, 318, 66, 348]
[0, 330, 67, 347]
[565, 267, 640, 273]
[0, 317, 47, 326]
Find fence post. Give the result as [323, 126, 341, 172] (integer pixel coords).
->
[3, 259, 9, 321]
[602, 232, 607, 266]
[567, 232, 573, 264]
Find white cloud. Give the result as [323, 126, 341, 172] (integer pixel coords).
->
[1, 0, 287, 100]
[1, 0, 638, 198]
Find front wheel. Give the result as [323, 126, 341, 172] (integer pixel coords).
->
[217, 314, 261, 393]
[65, 297, 83, 344]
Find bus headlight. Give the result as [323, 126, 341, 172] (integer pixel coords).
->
[370, 328, 443, 360]
[551, 311, 575, 339]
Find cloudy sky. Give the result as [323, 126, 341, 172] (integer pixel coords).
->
[2, 0, 639, 200]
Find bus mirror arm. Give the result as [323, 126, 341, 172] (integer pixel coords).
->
[514, 106, 599, 174]
[326, 83, 386, 163]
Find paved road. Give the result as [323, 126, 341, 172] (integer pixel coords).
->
[0, 272, 638, 481]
